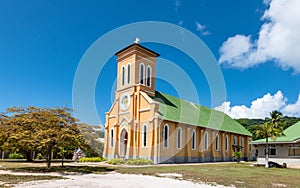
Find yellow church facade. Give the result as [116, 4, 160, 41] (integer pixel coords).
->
[103, 43, 253, 164]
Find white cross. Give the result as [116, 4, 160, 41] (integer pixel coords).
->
[134, 37, 140, 44]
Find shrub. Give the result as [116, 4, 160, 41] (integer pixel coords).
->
[79, 157, 107, 163]
[36, 153, 44, 160]
[233, 151, 242, 163]
[125, 158, 153, 165]
[9, 153, 24, 159]
[107, 158, 124, 165]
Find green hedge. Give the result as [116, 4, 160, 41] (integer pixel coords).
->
[107, 158, 124, 165]
[9, 153, 24, 159]
[78, 157, 107, 163]
[125, 158, 153, 165]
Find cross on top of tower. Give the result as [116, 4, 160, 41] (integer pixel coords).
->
[134, 37, 140, 44]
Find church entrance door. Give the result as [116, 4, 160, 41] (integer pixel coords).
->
[120, 129, 128, 157]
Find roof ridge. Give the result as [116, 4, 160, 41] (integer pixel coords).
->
[153, 90, 252, 136]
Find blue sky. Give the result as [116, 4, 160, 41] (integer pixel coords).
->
[1, 0, 299, 125]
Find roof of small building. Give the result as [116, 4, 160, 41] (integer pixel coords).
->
[251, 121, 300, 144]
[149, 91, 252, 136]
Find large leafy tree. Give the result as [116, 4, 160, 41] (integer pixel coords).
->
[0, 107, 39, 161]
[256, 111, 285, 168]
[78, 123, 104, 158]
[0, 106, 83, 168]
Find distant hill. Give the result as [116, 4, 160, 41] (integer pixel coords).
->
[236, 116, 300, 129]
[235, 116, 300, 140]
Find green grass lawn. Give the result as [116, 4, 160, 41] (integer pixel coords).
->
[115, 163, 300, 188]
[1, 161, 300, 188]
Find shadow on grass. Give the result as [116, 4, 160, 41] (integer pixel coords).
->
[0, 174, 64, 186]
[9, 166, 115, 174]
[1, 159, 73, 163]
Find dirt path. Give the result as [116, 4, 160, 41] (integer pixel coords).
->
[11, 172, 231, 188]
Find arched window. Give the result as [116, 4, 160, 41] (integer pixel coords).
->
[142, 125, 147, 147]
[215, 134, 219, 151]
[233, 136, 237, 146]
[241, 137, 244, 151]
[139, 63, 144, 84]
[163, 124, 169, 148]
[177, 127, 182, 149]
[121, 66, 125, 86]
[127, 64, 131, 84]
[204, 131, 208, 150]
[192, 130, 196, 150]
[225, 135, 228, 151]
[233, 136, 237, 152]
[110, 128, 114, 148]
[146, 66, 151, 87]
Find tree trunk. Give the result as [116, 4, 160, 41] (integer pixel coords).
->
[265, 137, 269, 168]
[61, 154, 64, 167]
[26, 151, 33, 162]
[46, 145, 52, 168]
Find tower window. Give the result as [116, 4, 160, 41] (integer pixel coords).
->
[121, 66, 125, 86]
[127, 64, 130, 84]
[146, 66, 151, 87]
[140, 63, 144, 84]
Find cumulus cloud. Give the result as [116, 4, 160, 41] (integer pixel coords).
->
[215, 91, 300, 119]
[282, 94, 300, 117]
[195, 21, 211, 36]
[219, 0, 300, 73]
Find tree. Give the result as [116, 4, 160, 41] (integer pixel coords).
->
[256, 111, 285, 168]
[78, 123, 104, 158]
[0, 107, 39, 161]
[0, 106, 83, 168]
[33, 107, 82, 168]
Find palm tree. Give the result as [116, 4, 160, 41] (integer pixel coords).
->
[256, 111, 285, 168]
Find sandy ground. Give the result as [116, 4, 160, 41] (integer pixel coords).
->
[13, 172, 231, 188]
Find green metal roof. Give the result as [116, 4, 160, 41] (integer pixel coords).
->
[251, 121, 300, 144]
[150, 91, 252, 136]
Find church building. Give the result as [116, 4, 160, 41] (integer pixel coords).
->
[103, 42, 253, 164]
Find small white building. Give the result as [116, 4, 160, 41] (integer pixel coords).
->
[252, 121, 300, 166]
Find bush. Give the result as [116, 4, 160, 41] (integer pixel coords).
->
[9, 153, 24, 159]
[79, 157, 107, 163]
[36, 153, 44, 160]
[233, 151, 242, 163]
[125, 158, 153, 165]
[107, 158, 124, 165]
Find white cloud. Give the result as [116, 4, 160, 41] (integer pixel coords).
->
[263, 0, 271, 5]
[195, 21, 211, 36]
[219, 0, 300, 73]
[282, 94, 300, 117]
[218, 35, 253, 68]
[214, 91, 300, 119]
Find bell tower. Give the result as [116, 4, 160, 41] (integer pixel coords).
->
[115, 40, 160, 96]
